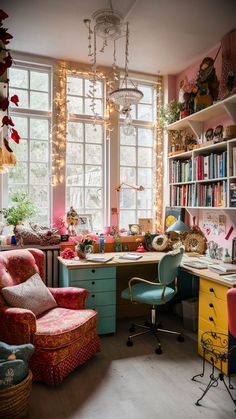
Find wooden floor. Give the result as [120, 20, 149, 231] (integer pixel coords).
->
[28, 314, 236, 419]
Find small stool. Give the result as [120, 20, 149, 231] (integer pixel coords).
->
[192, 331, 236, 412]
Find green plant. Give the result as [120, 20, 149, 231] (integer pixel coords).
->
[160, 100, 183, 129]
[0, 193, 36, 227]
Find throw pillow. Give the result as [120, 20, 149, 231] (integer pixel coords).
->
[2, 273, 57, 316]
[0, 342, 34, 388]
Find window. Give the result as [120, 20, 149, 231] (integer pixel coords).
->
[66, 75, 105, 232]
[119, 82, 156, 229]
[8, 64, 52, 225]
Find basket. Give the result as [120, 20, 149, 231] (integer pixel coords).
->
[0, 370, 32, 419]
[223, 125, 236, 139]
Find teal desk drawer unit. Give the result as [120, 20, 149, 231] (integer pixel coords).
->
[59, 265, 116, 335]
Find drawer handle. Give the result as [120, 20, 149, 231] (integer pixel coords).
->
[209, 288, 214, 293]
[209, 316, 214, 322]
[91, 294, 95, 298]
[92, 281, 95, 285]
[209, 303, 214, 308]
[92, 269, 95, 273]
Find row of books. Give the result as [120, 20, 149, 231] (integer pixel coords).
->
[169, 159, 192, 183]
[195, 152, 227, 181]
[232, 147, 236, 176]
[170, 181, 227, 207]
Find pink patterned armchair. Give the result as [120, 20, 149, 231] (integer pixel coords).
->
[0, 248, 100, 385]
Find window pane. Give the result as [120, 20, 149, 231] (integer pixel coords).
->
[10, 139, 28, 161]
[67, 122, 83, 142]
[85, 166, 102, 186]
[8, 185, 28, 203]
[30, 163, 48, 184]
[85, 188, 102, 208]
[8, 163, 28, 184]
[120, 189, 135, 209]
[30, 119, 49, 140]
[120, 167, 136, 184]
[67, 76, 83, 95]
[89, 210, 103, 232]
[85, 98, 102, 116]
[9, 68, 28, 88]
[30, 141, 49, 162]
[67, 187, 84, 209]
[85, 79, 102, 98]
[29, 186, 49, 209]
[139, 85, 153, 104]
[66, 165, 83, 186]
[12, 116, 28, 138]
[85, 124, 102, 143]
[137, 104, 153, 121]
[138, 128, 153, 147]
[30, 71, 48, 92]
[119, 210, 136, 228]
[67, 143, 83, 164]
[138, 148, 152, 167]
[120, 146, 136, 166]
[9, 88, 28, 108]
[137, 189, 152, 209]
[30, 91, 49, 111]
[120, 128, 136, 145]
[67, 96, 83, 114]
[138, 210, 152, 219]
[85, 144, 102, 164]
[138, 168, 152, 187]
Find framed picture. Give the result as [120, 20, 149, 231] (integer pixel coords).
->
[129, 224, 140, 235]
[164, 207, 185, 231]
[138, 218, 153, 233]
[232, 238, 236, 264]
[75, 214, 93, 235]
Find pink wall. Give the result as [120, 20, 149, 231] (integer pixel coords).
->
[171, 45, 236, 257]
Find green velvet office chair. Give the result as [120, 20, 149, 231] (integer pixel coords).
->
[121, 246, 185, 354]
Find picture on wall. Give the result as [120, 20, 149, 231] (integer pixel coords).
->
[164, 207, 185, 231]
[75, 214, 93, 235]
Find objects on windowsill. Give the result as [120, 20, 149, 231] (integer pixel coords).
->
[0, 193, 36, 235]
[66, 206, 79, 236]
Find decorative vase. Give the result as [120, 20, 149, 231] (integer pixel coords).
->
[76, 244, 94, 259]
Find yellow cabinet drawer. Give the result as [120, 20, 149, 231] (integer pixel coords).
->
[198, 329, 228, 375]
[199, 291, 228, 330]
[198, 316, 228, 335]
[200, 278, 227, 301]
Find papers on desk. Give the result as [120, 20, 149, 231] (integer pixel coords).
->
[85, 255, 114, 263]
[183, 261, 208, 269]
[223, 274, 236, 281]
[119, 253, 143, 261]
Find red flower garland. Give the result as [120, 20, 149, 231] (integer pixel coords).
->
[0, 9, 20, 150]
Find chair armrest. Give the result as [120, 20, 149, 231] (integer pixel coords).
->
[49, 287, 89, 309]
[128, 277, 165, 302]
[0, 307, 36, 345]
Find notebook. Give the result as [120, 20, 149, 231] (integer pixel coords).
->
[183, 261, 208, 269]
[86, 255, 114, 263]
[119, 253, 143, 261]
[223, 274, 236, 281]
[209, 264, 236, 275]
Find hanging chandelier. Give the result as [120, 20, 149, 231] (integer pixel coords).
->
[84, 2, 143, 133]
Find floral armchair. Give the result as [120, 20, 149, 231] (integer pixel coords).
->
[0, 248, 100, 385]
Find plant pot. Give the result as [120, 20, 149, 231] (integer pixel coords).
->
[195, 95, 213, 112]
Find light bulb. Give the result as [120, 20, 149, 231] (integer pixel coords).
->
[123, 112, 135, 136]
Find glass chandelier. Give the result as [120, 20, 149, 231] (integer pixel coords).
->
[84, 2, 143, 134]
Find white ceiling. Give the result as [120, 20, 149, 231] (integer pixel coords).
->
[1, 0, 236, 75]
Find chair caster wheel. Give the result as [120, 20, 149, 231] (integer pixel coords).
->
[126, 339, 133, 347]
[155, 347, 162, 355]
[129, 325, 135, 333]
[177, 334, 184, 342]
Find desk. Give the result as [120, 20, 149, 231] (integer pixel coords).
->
[59, 252, 236, 374]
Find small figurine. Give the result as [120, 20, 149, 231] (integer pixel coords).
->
[66, 206, 79, 236]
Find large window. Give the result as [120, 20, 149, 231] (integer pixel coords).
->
[8, 63, 52, 224]
[66, 75, 105, 231]
[119, 82, 156, 229]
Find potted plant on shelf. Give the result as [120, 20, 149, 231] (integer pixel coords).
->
[159, 100, 183, 129]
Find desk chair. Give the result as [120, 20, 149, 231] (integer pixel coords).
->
[192, 288, 236, 411]
[121, 246, 184, 354]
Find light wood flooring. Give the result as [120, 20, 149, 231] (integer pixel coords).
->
[28, 314, 236, 419]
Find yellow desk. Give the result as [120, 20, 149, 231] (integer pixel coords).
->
[59, 252, 236, 373]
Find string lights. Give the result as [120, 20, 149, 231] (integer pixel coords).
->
[154, 76, 164, 233]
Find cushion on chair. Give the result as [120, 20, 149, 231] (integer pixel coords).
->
[121, 283, 175, 305]
[2, 273, 57, 316]
[34, 307, 98, 349]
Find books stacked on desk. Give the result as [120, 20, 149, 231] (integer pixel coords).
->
[85, 255, 114, 263]
[208, 263, 236, 275]
[119, 253, 143, 260]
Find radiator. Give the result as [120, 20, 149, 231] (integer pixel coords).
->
[0, 245, 60, 287]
